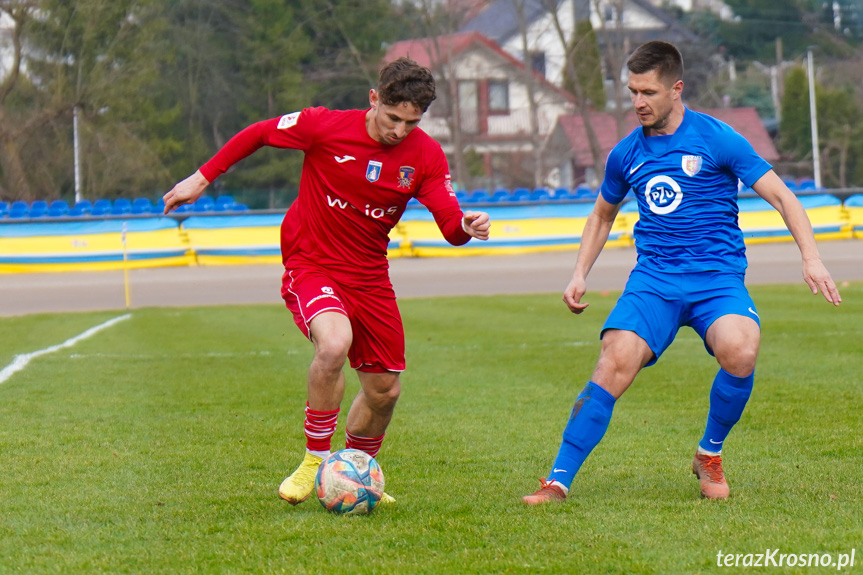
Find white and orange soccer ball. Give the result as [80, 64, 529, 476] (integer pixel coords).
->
[315, 449, 385, 515]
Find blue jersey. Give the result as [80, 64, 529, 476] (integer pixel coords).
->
[601, 108, 772, 273]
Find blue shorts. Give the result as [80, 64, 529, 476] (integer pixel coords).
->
[602, 267, 760, 366]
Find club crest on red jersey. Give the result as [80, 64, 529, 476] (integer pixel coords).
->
[682, 154, 703, 177]
[366, 160, 382, 183]
[398, 166, 415, 189]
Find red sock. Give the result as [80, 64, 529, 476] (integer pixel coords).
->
[304, 403, 339, 453]
[345, 430, 385, 458]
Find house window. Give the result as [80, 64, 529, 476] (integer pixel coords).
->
[488, 80, 509, 114]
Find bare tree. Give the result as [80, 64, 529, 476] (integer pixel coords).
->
[400, 0, 471, 188]
[0, 2, 42, 199]
[513, 0, 545, 187]
[543, 0, 605, 184]
[591, 0, 630, 139]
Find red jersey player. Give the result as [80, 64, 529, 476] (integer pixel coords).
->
[163, 58, 490, 506]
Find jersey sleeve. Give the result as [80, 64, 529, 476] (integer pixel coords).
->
[712, 125, 772, 187]
[199, 108, 324, 182]
[599, 144, 629, 204]
[415, 143, 471, 246]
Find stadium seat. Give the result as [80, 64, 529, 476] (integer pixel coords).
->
[29, 200, 48, 218]
[194, 196, 215, 212]
[111, 198, 132, 215]
[215, 195, 235, 211]
[132, 197, 153, 214]
[782, 177, 798, 190]
[489, 189, 510, 202]
[9, 201, 28, 218]
[152, 199, 166, 214]
[48, 200, 70, 217]
[548, 187, 569, 200]
[455, 191, 468, 204]
[509, 188, 531, 202]
[467, 189, 489, 203]
[531, 188, 551, 201]
[573, 186, 596, 200]
[0, 201, 7, 218]
[70, 200, 92, 216]
[91, 199, 112, 216]
[797, 178, 816, 190]
[232, 203, 249, 211]
[175, 203, 194, 213]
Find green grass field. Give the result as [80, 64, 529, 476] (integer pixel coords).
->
[0, 284, 860, 574]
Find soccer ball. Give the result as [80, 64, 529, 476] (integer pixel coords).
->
[315, 449, 385, 515]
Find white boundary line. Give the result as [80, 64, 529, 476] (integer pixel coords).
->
[0, 314, 132, 385]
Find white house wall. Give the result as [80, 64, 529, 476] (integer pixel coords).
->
[500, 0, 577, 87]
[589, 0, 667, 31]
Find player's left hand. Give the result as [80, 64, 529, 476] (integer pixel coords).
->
[463, 211, 490, 241]
[803, 258, 842, 306]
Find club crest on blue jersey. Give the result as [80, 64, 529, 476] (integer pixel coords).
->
[366, 160, 383, 183]
[682, 155, 703, 177]
[397, 166, 415, 189]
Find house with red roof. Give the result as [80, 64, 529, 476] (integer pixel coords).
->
[384, 31, 575, 189]
[544, 107, 779, 188]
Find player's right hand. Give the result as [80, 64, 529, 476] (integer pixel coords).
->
[163, 170, 209, 214]
[562, 275, 589, 314]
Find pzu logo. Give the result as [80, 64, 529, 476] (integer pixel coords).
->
[644, 175, 683, 215]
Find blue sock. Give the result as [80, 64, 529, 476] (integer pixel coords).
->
[548, 381, 616, 489]
[698, 368, 754, 453]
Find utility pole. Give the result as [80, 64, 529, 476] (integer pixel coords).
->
[806, 48, 821, 189]
[73, 105, 82, 203]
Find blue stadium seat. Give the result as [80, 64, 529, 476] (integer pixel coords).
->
[175, 203, 194, 213]
[111, 198, 132, 215]
[509, 188, 531, 202]
[91, 199, 112, 216]
[194, 196, 215, 212]
[782, 177, 798, 190]
[48, 200, 70, 217]
[548, 187, 569, 200]
[70, 200, 92, 216]
[797, 178, 816, 190]
[0, 201, 7, 218]
[232, 203, 249, 211]
[455, 191, 468, 204]
[489, 189, 510, 202]
[467, 189, 489, 203]
[29, 200, 48, 218]
[215, 195, 235, 211]
[531, 188, 551, 201]
[132, 197, 153, 214]
[573, 186, 596, 200]
[9, 201, 29, 218]
[152, 199, 166, 214]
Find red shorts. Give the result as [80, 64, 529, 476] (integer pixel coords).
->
[281, 266, 406, 373]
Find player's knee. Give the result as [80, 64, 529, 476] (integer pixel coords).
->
[717, 344, 758, 376]
[314, 334, 352, 369]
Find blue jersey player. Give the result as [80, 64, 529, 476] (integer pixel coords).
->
[523, 41, 841, 504]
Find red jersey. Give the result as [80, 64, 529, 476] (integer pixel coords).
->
[199, 107, 470, 285]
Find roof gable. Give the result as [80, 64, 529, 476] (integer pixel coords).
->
[558, 107, 778, 167]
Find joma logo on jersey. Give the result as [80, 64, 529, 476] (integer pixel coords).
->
[326, 195, 397, 219]
[644, 175, 683, 215]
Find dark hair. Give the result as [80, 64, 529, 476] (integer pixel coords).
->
[377, 57, 437, 113]
[626, 41, 684, 86]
